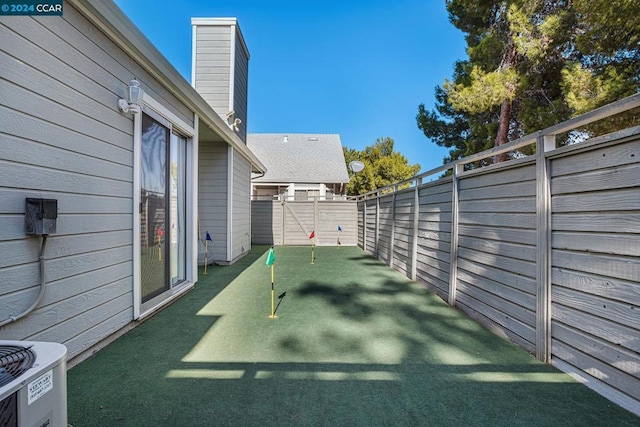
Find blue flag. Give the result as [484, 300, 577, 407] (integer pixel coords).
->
[338, 226, 342, 231]
[206, 232, 212, 241]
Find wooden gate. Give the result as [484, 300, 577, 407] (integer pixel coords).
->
[251, 199, 358, 246]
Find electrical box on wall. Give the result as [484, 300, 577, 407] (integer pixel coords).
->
[25, 198, 58, 235]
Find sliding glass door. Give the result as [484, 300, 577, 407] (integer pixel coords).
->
[140, 111, 187, 305]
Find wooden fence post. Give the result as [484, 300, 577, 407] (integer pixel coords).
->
[375, 190, 380, 259]
[361, 198, 366, 251]
[536, 133, 555, 362]
[390, 188, 396, 267]
[411, 179, 421, 280]
[448, 164, 463, 307]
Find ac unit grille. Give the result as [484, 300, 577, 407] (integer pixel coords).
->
[0, 345, 35, 388]
[0, 390, 17, 426]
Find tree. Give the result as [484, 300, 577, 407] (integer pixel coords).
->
[418, 0, 640, 165]
[563, 0, 640, 122]
[344, 137, 421, 196]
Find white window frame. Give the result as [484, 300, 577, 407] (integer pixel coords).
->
[132, 93, 198, 320]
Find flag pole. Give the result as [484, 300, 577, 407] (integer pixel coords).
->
[204, 236, 208, 274]
[204, 231, 213, 274]
[270, 265, 275, 318]
[266, 247, 276, 319]
[204, 231, 208, 275]
[310, 230, 315, 264]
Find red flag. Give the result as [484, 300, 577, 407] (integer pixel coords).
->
[309, 230, 315, 239]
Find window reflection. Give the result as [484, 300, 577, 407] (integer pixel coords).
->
[140, 113, 169, 303]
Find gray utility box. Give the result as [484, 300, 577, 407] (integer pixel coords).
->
[25, 198, 58, 235]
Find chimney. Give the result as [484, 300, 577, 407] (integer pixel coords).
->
[191, 18, 249, 143]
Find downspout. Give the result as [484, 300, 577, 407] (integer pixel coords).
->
[0, 235, 48, 327]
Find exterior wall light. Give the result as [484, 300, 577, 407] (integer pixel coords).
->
[118, 79, 144, 114]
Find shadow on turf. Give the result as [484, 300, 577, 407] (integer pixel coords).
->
[292, 278, 512, 360]
[347, 254, 394, 267]
[67, 246, 639, 426]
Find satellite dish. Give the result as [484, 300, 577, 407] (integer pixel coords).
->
[349, 160, 365, 173]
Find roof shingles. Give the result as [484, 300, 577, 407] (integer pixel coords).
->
[247, 133, 350, 183]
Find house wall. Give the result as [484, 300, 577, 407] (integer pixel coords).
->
[192, 18, 249, 142]
[231, 149, 252, 260]
[0, 4, 194, 359]
[198, 141, 228, 263]
[197, 144, 253, 264]
[232, 32, 249, 142]
[193, 23, 231, 116]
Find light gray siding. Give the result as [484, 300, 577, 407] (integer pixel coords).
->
[198, 141, 228, 263]
[193, 19, 249, 143]
[231, 149, 251, 260]
[0, 4, 192, 359]
[233, 33, 249, 142]
[194, 25, 232, 116]
[0, 5, 181, 357]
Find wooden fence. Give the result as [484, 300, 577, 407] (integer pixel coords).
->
[252, 198, 358, 246]
[356, 94, 640, 415]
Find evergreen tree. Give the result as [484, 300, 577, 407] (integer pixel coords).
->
[418, 0, 640, 165]
[344, 138, 421, 196]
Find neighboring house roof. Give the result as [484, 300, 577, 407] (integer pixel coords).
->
[247, 133, 350, 184]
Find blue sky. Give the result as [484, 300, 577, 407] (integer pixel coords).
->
[114, 0, 467, 173]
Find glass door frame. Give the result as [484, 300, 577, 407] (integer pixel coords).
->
[133, 94, 198, 320]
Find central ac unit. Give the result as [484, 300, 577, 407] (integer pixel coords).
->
[0, 340, 67, 427]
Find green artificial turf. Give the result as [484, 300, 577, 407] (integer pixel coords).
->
[67, 246, 638, 426]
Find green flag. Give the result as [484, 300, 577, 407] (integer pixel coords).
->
[266, 247, 275, 266]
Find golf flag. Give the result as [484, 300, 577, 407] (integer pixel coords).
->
[338, 226, 342, 231]
[309, 231, 316, 264]
[267, 247, 276, 318]
[204, 231, 212, 274]
[266, 247, 276, 266]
